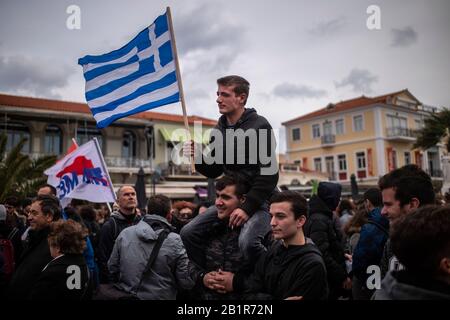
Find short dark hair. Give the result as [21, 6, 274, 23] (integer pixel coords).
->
[38, 184, 57, 196]
[394, 176, 435, 207]
[378, 164, 431, 191]
[48, 220, 87, 255]
[337, 199, 354, 215]
[269, 191, 307, 220]
[363, 188, 382, 207]
[215, 173, 251, 198]
[79, 205, 97, 222]
[391, 205, 450, 275]
[217, 75, 250, 104]
[147, 194, 171, 217]
[33, 194, 61, 221]
[5, 196, 19, 207]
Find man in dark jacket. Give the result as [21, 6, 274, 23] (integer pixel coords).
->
[97, 185, 140, 283]
[373, 205, 450, 300]
[351, 188, 389, 300]
[304, 182, 350, 300]
[188, 174, 263, 300]
[7, 195, 61, 300]
[216, 191, 328, 300]
[182, 75, 278, 267]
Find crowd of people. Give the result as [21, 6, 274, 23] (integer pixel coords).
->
[1, 75, 449, 300]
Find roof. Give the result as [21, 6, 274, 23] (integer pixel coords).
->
[282, 89, 416, 125]
[0, 93, 217, 126]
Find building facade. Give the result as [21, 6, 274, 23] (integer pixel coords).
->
[283, 90, 446, 185]
[0, 93, 217, 198]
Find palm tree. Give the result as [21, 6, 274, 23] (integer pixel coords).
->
[0, 134, 56, 202]
[414, 108, 450, 152]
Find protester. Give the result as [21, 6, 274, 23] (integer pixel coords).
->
[29, 220, 91, 300]
[107, 195, 194, 300]
[171, 201, 198, 233]
[337, 199, 354, 231]
[216, 191, 328, 300]
[373, 205, 450, 300]
[97, 185, 141, 283]
[304, 181, 350, 300]
[378, 164, 435, 278]
[182, 75, 278, 266]
[7, 195, 61, 300]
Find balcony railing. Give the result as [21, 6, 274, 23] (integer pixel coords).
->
[321, 134, 336, 146]
[104, 157, 152, 169]
[386, 127, 418, 138]
[426, 169, 443, 178]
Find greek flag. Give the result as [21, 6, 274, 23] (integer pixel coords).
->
[78, 11, 180, 128]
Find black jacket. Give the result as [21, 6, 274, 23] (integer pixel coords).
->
[97, 211, 141, 283]
[237, 240, 328, 300]
[7, 227, 52, 300]
[29, 254, 91, 300]
[195, 108, 279, 216]
[305, 195, 347, 289]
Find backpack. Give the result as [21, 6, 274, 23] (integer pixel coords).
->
[0, 228, 17, 280]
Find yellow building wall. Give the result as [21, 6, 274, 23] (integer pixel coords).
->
[288, 140, 379, 180]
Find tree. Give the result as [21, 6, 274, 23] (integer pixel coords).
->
[0, 134, 56, 202]
[414, 108, 450, 152]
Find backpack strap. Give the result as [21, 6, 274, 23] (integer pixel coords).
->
[134, 229, 170, 295]
[111, 216, 119, 239]
[368, 219, 389, 237]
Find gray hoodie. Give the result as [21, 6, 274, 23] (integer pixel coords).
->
[108, 214, 195, 299]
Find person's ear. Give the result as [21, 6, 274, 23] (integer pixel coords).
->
[238, 93, 247, 105]
[409, 197, 420, 210]
[239, 195, 246, 205]
[297, 215, 306, 228]
[166, 211, 172, 223]
[439, 257, 450, 275]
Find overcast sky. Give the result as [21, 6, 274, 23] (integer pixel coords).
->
[1, 0, 449, 153]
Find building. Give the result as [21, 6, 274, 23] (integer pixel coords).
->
[0, 93, 217, 198]
[282, 89, 446, 185]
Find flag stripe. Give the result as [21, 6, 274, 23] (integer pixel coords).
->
[91, 71, 177, 115]
[95, 81, 179, 122]
[78, 10, 179, 128]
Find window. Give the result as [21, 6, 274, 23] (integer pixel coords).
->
[0, 122, 30, 153]
[338, 154, 347, 171]
[415, 119, 424, 129]
[44, 125, 62, 155]
[122, 130, 137, 158]
[292, 128, 300, 141]
[314, 157, 322, 172]
[335, 119, 344, 135]
[312, 124, 321, 138]
[323, 121, 332, 136]
[404, 152, 411, 165]
[77, 126, 103, 151]
[353, 115, 363, 132]
[387, 115, 407, 128]
[356, 151, 367, 178]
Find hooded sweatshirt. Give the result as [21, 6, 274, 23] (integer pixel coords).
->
[238, 239, 328, 300]
[195, 108, 279, 216]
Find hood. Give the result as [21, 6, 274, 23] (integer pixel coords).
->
[368, 207, 389, 229]
[111, 210, 138, 222]
[217, 108, 258, 129]
[317, 182, 342, 211]
[376, 271, 450, 300]
[270, 239, 323, 267]
[135, 214, 173, 241]
[308, 195, 333, 218]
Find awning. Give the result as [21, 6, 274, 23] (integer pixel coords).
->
[159, 127, 210, 144]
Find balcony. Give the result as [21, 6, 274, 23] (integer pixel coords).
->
[386, 127, 418, 142]
[327, 171, 337, 181]
[321, 134, 336, 147]
[104, 157, 152, 169]
[426, 169, 443, 178]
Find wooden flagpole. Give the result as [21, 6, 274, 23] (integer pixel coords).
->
[166, 6, 196, 173]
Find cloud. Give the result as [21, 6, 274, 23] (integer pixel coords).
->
[390, 26, 418, 47]
[308, 17, 346, 37]
[335, 68, 378, 93]
[273, 83, 327, 100]
[0, 55, 73, 98]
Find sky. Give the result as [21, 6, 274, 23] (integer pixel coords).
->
[1, 0, 449, 153]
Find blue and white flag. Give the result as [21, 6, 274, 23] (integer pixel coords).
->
[78, 10, 180, 128]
